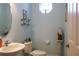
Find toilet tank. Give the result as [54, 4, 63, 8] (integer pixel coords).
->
[24, 42, 32, 53]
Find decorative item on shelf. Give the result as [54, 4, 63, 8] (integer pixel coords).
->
[21, 9, 27, 26]
[28, 37, 31, 41]
[21, 18, 26, 26]
[26, 18, 31, 26]
[21, 9, 31, 26]
[24, 37, 31, 43]
[57, 27, 64, 43]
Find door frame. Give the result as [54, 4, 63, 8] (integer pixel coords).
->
[65, 3, 78, 56]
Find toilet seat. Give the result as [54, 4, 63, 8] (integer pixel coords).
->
[30, 50, 47, 56]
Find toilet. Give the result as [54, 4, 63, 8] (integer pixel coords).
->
[24, 42, 47, 56]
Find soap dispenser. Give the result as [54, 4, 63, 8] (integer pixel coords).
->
[0, 37, 3, 48]
[28, 37, 31, 42]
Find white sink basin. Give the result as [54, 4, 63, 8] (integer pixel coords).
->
[0, 43, 25, 55]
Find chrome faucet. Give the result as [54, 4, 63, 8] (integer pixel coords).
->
[5, 40, 10, 46]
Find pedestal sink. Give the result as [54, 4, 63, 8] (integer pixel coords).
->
[0, 43, 25, 56]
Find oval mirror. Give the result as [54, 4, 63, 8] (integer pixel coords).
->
[0, 3, 12, 37]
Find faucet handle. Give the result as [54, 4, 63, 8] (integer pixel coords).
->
[4, 40, 12, 46]
[5, 40, 11, 44]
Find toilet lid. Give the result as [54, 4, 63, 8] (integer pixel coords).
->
[30, 50, 47, 56]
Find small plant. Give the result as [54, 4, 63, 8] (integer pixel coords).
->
[24, 37, 31, 42]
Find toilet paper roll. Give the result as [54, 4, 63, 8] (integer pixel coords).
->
[45, 40, 50, 45]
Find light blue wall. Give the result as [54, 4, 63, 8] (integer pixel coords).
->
[4, 3, 32, 43]
[31, 3, 66, 55]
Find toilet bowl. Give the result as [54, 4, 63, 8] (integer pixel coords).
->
[24, 42, 47, 56]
